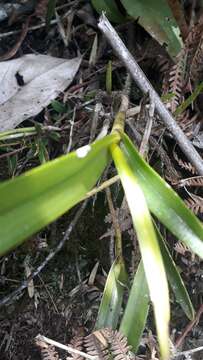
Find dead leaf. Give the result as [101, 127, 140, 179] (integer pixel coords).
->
[0, 54, 81, 131]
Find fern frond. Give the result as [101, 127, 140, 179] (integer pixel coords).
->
[102, 328, 132, 360]
[190, 36, 203, 83]
[176, 111, 197, 138]
[173, 152, 197, 174]
[83, 329, 133, 360]
[156, 55, 171, 74]
[155, 55, 172, 94]
[162, 47, 187, 113]
[169, 51, 187, 112]
[185, 193, 203, 214]
[36, 339, 59, 360]
[84, 331, 109, 360]
[178, 176, 203, 187]
[67, 335, 84, 360]
[174, 241, 190, 255]
[185, 21, 203, 70]
[162, 22, 203, 111]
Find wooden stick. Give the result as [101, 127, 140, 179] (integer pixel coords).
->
[36, 334, 97, 360]
[98, 14, 203, 175]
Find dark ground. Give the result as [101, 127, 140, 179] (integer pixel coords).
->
[0, 1, 203, 359]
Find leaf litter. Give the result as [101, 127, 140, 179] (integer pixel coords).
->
[1, 1, 203, 360]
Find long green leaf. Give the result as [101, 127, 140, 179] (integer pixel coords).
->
[95, 256, 127, 330]
[91, 0, 125, 23]
[121, 0, 182, 57]
[0, 133, 120, 255]
[120, 261, 149, 352]
[174, 81, 203, 116]
[121, 133, 203, 257]
[110, 143, 170, 360]
[156, 225, 194, 320]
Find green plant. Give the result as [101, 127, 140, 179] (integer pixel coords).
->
[91, 0, 182, 58]
[0, 99, 202, 359]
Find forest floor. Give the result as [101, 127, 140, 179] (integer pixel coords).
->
[0, 1, 203, 359]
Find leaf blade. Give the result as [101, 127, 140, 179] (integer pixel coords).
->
[110, 143, 170, 360]
[121, 0, 182, 57]
[120, 261, 149, 352]
[0, 133, 119, 255]
[156, 225, 194, 320]
[121, 133, 203, 257]
[95, 256, 127, 330]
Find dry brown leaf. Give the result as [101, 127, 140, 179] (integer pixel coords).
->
[185, 193, 203, 214]
[0, 54, 81, 131]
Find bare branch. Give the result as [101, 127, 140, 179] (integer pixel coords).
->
[98, 14, 203, 175]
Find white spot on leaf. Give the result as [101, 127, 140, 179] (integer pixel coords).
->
[76, 145, 91, 158]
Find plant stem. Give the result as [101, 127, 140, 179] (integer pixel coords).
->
[106, 187, 122, 257]
[85, 175, 120, 199]
[0, 125, 61, 140]
[111, 94, 129, 133]
[98, 14, 203, 175]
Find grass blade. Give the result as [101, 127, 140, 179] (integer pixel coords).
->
[156, 225, 194, 320]
[120, 261, 149, 352]
[174, 81, 203, 116]
[0, 133, 120, 255]
[95, 256, 127, 330]
[121, 133, 203, 257]
[110, 143, 170, 360]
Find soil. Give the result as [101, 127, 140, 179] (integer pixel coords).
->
[0, 1, 203, 359]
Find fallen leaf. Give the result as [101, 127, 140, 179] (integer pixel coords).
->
[120, 0, 182, 58]
[0, 54, 81, 131]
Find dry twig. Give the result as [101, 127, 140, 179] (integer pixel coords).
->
[175, 304, 203, 348]
[36, 334, 97, 360]
[98, 14, 203, 175]
[0, 16, 31, 61]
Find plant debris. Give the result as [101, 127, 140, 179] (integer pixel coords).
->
[0, 1, 203, 360]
